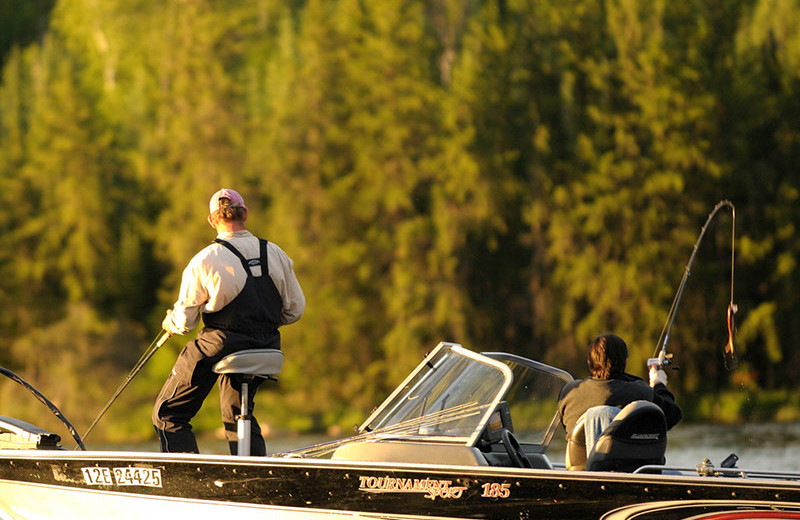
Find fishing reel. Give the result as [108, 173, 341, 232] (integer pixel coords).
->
[647, 352, 679, 371]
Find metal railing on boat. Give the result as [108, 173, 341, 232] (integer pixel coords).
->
[634, 464, 800, 481]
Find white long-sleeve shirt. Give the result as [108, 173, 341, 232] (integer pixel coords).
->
[163, 230, 305, 335]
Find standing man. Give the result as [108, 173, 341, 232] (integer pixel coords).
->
[153, 188, 305, 455]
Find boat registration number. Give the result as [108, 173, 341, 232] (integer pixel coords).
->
[81, 467, 162, 488]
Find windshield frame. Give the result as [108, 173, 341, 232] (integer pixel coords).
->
[358, 342, 514, 447]
[481, 351, 574, 449]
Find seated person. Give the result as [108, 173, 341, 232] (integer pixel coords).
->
[557, 333, 682, 452]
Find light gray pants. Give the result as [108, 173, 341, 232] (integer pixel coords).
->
[583, 405, 621, 454]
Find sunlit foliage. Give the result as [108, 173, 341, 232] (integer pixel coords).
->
[0, 0, 798, 441]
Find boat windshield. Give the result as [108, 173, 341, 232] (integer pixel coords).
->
[482, 352, 574, 448]
[359, 342, 572, 449]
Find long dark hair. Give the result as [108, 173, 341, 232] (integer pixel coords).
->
[587, 333, 628, 379]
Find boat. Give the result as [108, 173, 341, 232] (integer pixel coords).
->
[2, 340, 800, 520]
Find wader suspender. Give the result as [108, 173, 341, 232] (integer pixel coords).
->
[214, 238, 269, 277]
[204, 237, 282, 339]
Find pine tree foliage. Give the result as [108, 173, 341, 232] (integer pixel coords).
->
[1, 0, 799, 439]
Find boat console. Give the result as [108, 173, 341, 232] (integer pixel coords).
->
[278, 343, 685, 475]
[290, 343, 568, 470]
[331, 439, 490, 466]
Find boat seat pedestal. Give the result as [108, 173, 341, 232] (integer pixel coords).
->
[213, 349, 283, 456]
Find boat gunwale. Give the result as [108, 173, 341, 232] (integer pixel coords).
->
[1, 448, 800, 489]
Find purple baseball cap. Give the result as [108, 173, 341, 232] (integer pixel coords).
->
[209, 188, 246, 214]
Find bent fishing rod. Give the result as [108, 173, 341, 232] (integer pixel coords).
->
[651, 200, 737, 371]
[81, 329, 172, 445]
[0, 366, 87, 450]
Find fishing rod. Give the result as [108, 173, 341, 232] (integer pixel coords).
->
[82, 329, 173, 444]
[650, 200, 737, 371]
[0, 366, 87, 450]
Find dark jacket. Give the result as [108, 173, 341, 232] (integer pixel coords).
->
[557, 373, 683, 439]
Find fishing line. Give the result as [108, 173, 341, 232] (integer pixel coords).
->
[724, 204, 738, 370]
[81, 330, 173, 445]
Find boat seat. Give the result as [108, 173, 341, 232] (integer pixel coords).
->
[213, 349, 283, 456]
[566, 404, 621, 470]
[565, 413, 589, 470]
[567, 401, 667, 472]
[213, 349, 283, 378]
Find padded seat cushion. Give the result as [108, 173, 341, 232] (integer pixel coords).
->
[213, 349, 283, 377]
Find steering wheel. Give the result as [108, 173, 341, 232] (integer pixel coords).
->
[501, 429, 532, 468]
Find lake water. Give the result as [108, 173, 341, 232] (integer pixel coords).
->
[0, 423, 798, 519]
[664, 421, 800, 471]
[92, 422, 800, 471]
[23, 421, 800, 471]
[542, 421, 800, 471]
[211, 421, 800, 471]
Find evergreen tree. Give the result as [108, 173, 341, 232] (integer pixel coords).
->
[721, 0, 800, 390]
[2, 0, 800, 436]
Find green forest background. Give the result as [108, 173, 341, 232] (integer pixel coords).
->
[1, 0, 799, 446]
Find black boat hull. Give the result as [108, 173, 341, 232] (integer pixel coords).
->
[1, 450, 800, 520]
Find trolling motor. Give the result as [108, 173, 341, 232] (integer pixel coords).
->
[0, 331, 171, 451]
[0, 367, 86, 450]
